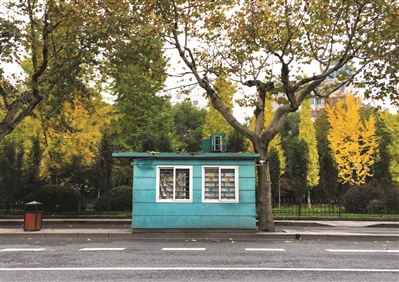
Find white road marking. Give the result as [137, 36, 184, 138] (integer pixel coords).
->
[79, 248, 126, 251]
[162, 248, 206, 251]
[326, 249, 399, 253]
[0, 267, 398, 272]
[0, 248, 45, 252]
[245, 248, 285, 252]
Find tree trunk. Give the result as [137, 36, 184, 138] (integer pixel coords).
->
[307, 188, 311, 208]
[257, 149, 275, 232]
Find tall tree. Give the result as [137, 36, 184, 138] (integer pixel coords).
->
[23, 135, 43, 195]
[0, 138, 24, 210]
[314, 110, 339, 199]
[379, 111, 399, 183]
[286, 138, 309, 200]
[106, 28, 169, 185]
[298, 99, 319, 206]
[116, 0, 398, 231]
[107, 27, 170, 152]
[227, 128, 248, 153]
[90, 133, 114, 196]
[326, 94, 379, 185]
[38, 95, 111, 184]
[269, 147, 281, 205]
[202, 75, 235, 138]
[171, 101, 207, 152]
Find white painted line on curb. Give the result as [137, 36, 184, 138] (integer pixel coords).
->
[1, 267, 398, 272]
[0, 248, 45, 252]
[162, 248, 206, 251]
[326, 249, 399, 253]
[79, 248, 126, 251]
[245, 248, 286, 252]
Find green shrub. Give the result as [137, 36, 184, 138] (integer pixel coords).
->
[382, 187, 399, 214]
[25, 184, 81, 212]
[94, 186, 132, 211]
[342, 183, 380, 213]
[366, 199, 383, 214]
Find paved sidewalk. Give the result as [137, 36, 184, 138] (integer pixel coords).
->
[1, 218, 398, 241]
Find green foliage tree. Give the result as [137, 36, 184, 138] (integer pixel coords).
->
[379, 111, 399, 183]
[314, 110, 340, 199]
[108, 32, 170, 152]
[170, 101, 207, 152]
[372, 111, 392, 186]
[286, 139, 309, 200]
[0, 138, 24, 211]
[140, 132, 172, 152]
[227, 128, 248, 153]
[373, 110, 396, 212]
[109, 44, 170, 182]
[280, 112, 302, 198]
[22, 135, 43, 196]
[281, 112, 301, 156]
[89, 133, 114, 196]
[298, 99, 319, 206]
[372, 136, 393, 206]
[269, 147, 281, 204]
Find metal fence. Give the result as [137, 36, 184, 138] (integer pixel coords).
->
[272, 198, 399, 217]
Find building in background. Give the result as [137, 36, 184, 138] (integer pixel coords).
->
[170, 84, 209, 109]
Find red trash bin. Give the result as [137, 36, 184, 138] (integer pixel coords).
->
[24, 201, 43, 231]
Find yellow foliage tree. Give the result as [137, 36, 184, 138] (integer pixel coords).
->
[202, 75, 235, 138]
[299, 99, 320, 187]
[379, 110, 399, 183]
[2, 90, 111, 184]
[299, 99, 319, 207]
[326, 94, 379, 184]
[43, 97, 111, 181]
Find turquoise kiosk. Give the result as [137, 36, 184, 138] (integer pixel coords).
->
[113, 133, 259, 232]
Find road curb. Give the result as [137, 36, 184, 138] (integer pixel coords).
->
[1, 219, 399, 229]
[0, 219, 132, 225]
[1, 231, 398, 242]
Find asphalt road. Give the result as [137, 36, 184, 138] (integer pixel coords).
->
[1, 238, 398, 281]
[3, 222, 399, 236]
[280, 225, 399, 235]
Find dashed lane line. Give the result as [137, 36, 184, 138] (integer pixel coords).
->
[326, 249, 399, 253]
[245, 248, 285, 252]
[162, 248, 206, 251]
[0, 248, 45, 252]
[79, 248, 126, 251]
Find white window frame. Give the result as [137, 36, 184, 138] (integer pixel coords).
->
[202, 166, 239, 203]
[156, 166, 193, 202]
